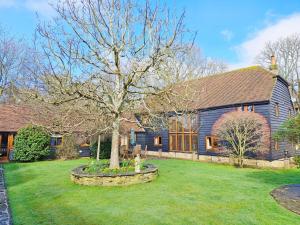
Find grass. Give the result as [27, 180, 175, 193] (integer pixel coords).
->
[3, 158, 300, 225]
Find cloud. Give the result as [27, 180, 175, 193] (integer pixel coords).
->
[221, 29, 234, 41]
[0, 0, 56, 17]
[231, 13, 300, 69]
[0, 0, 17, 8]
[24, 0, 56, 17]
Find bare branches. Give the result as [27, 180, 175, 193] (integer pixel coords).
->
[212, 111, 270, 167]
[256, 34, 300, 105]
[0, 26, 26, 102]
[26, 0, 193, 169]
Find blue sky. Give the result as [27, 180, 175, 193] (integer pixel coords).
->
[1, 0, 300, 68]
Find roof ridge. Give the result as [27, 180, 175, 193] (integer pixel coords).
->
[183, 65, 272, 84]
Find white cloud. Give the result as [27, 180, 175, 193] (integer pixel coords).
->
[231, 13, 300, 69]
[0, 0, 56, 17]
[221, 29, 234, 41]
[0, 0, 17, 8]
[24, 0, 56, 17]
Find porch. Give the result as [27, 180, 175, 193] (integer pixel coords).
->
[0, 132, 15, 162]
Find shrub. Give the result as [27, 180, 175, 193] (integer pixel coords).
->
[85, 160, 110, 174]
[14, 125, 51, 162]
[294, 156, 300, 168]
[85, 159, 141, 175]
[212, 111, 270, 167]
[90, 139, 111, 159]
[56, 134, 79, 160]
[274, 114, 300, 143]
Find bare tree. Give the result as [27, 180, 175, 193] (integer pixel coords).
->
[212, 111, 270, 167]
[31, 0, 193, 169]
[256, 34, 300, 106]
[158, 46, 227, 82]
[0, 26, 25, 101]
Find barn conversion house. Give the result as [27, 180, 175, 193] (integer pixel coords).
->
[133, 66, 298, 161]
[0, 65, 298, 163]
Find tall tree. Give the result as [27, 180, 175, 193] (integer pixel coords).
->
[33, 0, 193, 169]
[0, 26, 25, 101]
[158, 46, 227, 82]
[256, 34, 300, 106]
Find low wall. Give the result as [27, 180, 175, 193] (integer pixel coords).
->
[145, 150, 296, 169]
[71, 164, 158, 186]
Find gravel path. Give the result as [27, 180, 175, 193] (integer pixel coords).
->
[0, 165, 12, 225]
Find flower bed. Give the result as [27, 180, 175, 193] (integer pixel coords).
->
[71, 163, 158, 186]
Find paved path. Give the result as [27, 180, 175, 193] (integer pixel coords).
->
[0, 165, 12, 225]
[271, 184, 300, 215]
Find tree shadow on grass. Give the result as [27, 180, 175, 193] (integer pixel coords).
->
[246, 169, 300, 187]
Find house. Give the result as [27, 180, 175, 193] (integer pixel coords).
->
[0, 104, 91, 161]
[0, 104, 144, 161]
[133, 66, 299, 161]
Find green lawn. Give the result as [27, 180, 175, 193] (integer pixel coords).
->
[4, 159, 300, 225]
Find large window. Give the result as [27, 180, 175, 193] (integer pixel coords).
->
[168, 114, 198, 152]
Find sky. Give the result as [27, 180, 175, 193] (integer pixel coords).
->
[0, 0, 300, 68]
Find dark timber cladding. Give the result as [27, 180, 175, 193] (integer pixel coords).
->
[135, 66, 297, 160]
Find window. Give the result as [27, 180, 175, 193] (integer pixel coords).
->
[120, 135, 128, 146]
[288, 108, 292, 117]
[154, 136, 162, 146]
[247, 105, 254, 112]
[50, 136, 62, 146]
[275, 103, 280, 117]
[274, 140, 279, 151]
[206, 136, 218, 151]
[239, 104, 254, 112]
[168, 114, 198, 152]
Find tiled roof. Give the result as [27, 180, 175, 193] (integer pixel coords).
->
[168, 66, 279, 110]
[0, 104, 44, 132]
[0, 104, 145, 133]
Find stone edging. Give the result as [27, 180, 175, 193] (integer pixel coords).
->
[71, 164, 158, 186]
[0, 164, 12, 225]
[145, 150, 296, 169]
[271, 184, 300, 215]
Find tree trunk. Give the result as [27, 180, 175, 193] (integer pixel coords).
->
[239, 157, 244, 168]
[109, 120, 120, 169]
[96, 134, 101, 161]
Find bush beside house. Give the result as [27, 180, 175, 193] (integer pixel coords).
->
[14, 125, 51, 162]
[212, 111, 270, 167]
[56, 134, 79, 160]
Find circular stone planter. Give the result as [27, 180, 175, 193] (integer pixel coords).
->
[71, 164, 158, 186]
[270, 184, 300, 215]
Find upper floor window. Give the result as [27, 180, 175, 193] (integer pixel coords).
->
[154, 136, 162, 146]
[237, 104, 254, 112]
[275, 103, 280, 117]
